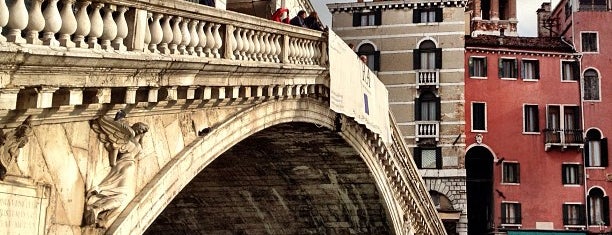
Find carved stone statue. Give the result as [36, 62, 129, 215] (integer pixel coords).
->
[0, 116, 33, 181]
[85, 114, 148, 228]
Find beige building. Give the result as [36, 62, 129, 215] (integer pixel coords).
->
[328, 1, 468, 234]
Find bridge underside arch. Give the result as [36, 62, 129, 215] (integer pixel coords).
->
[144, 122, 393, 234]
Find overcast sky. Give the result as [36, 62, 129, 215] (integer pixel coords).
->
[313, 0, 560, 37]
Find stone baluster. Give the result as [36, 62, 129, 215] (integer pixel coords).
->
[169, 16, 181, 54]
[42, 0, 61, 46]
[158, 15, 172, 54]
[233, 27, 243, 60]
[148, 13, 162, 53]
[143, 13, 151, 51]
[307, 41, 314, 65]
[203, 22, 214, 57]
[288, 38, 296, 63]
[195, 21, 206, 56]
[212, 23, 222, 58]
[73, 0, 90, 48]
[274, 34, 281, 63]
[265, 33, 273, 62]
[99, 4, 116, 51]
[227, 24, 236, 60]
[258, 32, 266, 61]
[87, 2, 103, 49]
[25, 0, 44, 45]
[0, 0, 8, 42]
[6, 0, 28, 43]
[112, 6, 128, 51]
[178, 18, 190, 55]
[252, 31, 260, 61]
[240, 29, 250, 60]
[58, 0, 77, 47]
[299, 39, 306, 64]
[246, 30, 254, 60]
[187, 20, 198, 55]
[314, 41, 321, 64]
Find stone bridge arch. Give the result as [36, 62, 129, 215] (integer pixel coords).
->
[106, 98, 408, 234]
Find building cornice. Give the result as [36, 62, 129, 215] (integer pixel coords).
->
[327, 0, 467, 13]
[466, 46, 578, 58]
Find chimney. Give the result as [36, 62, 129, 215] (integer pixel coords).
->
[537, 2, 553, 37]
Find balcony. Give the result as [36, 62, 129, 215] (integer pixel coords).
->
[544, 129, 584, 151]
[415, 121, 439, 141]
[416, 69, 439, 89]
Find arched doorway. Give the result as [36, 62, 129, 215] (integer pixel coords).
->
[465, 146, 494, 235]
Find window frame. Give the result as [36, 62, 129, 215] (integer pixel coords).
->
[585, 130, 608, 168]
[561, 60, 579, 82]
[357, 43, 381, 72]
[581, 31, 599, 53]
[469, 56, 488, 79]
[587, 188, 610, 226]
[413, 8, 443, 24]
[583, 68, 601, 102]
[523, 104, 540, 134]
[502, 161, 520, 184]
[521, 59, 540, 81]
[562, 163, 583, 185]
[579, 0, 609, 11]
[413, 147, 442, 169]
[501, 202, 522, 225]
[563, 203, 586, 226]
[471, 102, 487, 132]
[352, 9, 382, 27]
[499, 57, 518, 80]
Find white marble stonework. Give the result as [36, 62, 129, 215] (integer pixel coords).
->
[0, 180, 50, 235]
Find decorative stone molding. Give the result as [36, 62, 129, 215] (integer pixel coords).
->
[0, 116, 33, 180]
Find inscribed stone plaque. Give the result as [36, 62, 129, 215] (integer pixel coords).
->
[0, 181, 49, 235]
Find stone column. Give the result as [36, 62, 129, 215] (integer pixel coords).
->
[473, 0, 482, 19]
[508, 0, 517, 20]
[490, 0, 499, 20]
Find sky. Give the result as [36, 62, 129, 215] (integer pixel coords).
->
[312, 0, 560, 37]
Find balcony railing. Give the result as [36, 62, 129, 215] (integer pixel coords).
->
[416, 69, 439, 89]
[415, 121, 439, 141]
[544, 129, 584, 151]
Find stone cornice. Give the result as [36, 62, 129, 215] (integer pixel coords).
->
[327, 0, 467, 13]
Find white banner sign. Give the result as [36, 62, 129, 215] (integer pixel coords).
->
[328, 30, 391, 143]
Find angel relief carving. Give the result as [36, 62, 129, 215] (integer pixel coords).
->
[85, 112, 149, 228]
[0, 116, 33, 181]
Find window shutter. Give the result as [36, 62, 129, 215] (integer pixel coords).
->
[374, 51, 381, 71]
[521, 61, 526, 79]
[605, 196, 610, 225]
[374, 9, 382, 25]
[534, 107, 540, 132]
[562, 165, 567, 184]
[353, 12, 361, 27]
[435, 8, 443, 22]
[501, 204, 507, 223]
[483, 57, 488, 77]
[572, 61, 580, 81]
[413, 9, 421, 23]
[578, 165, 584, 185]
[562, 204, 568, 225]
[415, 98, 422, 121]
[516, 163, 521, 183]
[435, 147, 442, 169]
[588, 195, 593, 225]
[535, 61, 540, 79]
[469, 57, 474, 77]
[413, 49, 421, 69]
[602, 138, 609, 167]
[413, 148, 422, 168]
[498, 58, 504, 78]
[517, 204, 522, 224]
[513, 59, 518, 78]
[435, 48, 442, 69]
[585, 139, 591, 167]
[435, 96, 441, 121]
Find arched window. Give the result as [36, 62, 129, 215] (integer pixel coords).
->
[357, 43, 380, 71]
[584, 69, 600, 100]
[414, 40, 441, 70]
[588, 188, 610, 226]
[585, 129, 608, 167]
[415, 91, 440, 121]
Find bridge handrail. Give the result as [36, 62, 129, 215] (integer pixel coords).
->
[387, 112, 447, 234]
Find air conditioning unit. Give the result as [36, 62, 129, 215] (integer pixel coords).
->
[606, 173, 612, 182]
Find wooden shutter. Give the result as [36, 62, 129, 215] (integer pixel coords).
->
[435, 147, 442, 169]
[516, 204, 522, 224]
[413, 148, 422, 168]
[353, 12, 361, 27]
[562, 204, 569, 225]
[469, 57, 474, 77]
[578, 165, 584, 185]
[435, 48, 442, 69]
[580, 204, 587, 225]
[498, 58, 504, 78]
[512, 59, 518, 78]
[535, 60, 540, 79]
[435, 96, 441, 121]
[414, 98, 422, 121]
[435, 8, 443, 22]
[374, 51, 381, 71]
[483, 57, 488, 77]
[572, 61, 580, 81]
[585, 139, 591, 167]
[501, 203, 507, 223]
[374, 9, 382, 25]
[605, 196, 610, 225]
[562, 165, 567, 184]
[516, 163, 521, 183]
[588, 195, 593, 225]
[413, 9, 421, 23]
[602, 138, 609, 167]
[413, 49, 421, 69]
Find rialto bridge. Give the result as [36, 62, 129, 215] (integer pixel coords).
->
[0, 0, 445, 234]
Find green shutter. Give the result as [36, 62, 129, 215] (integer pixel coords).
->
[498, 58, 504, 78]
[469, 57, 474, 77]
[374, 9, 382, 25]
[413, 49, 421, 70]
[435, 8, 443, 22]
[413, 9, 421, 23]
[353, 12, 361, 27]
[602, 138, 609, 167]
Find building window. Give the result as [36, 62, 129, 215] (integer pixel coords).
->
[581, 32, 599, 52]
[413, 8, 443, 23]
[501, 202, 522, 224]
[584, 69, 600, 100]
[561, 61, 578, 81]
[353, 10, 382, 27]
[413, 147, 442, 169]
[562, 164, 583, 185]
[521, 60, 539, 80]
[585, 129, 608, 167]
[499, 58, 518, 78]
[469, 57, 487, 77]
[413, 40, 442, 70]
[579, 0, 608, 11]
[357, 43, 380, 71]
[588, 188, 610, 226]
[472, 102, 486, 131]
[502, 162, 520, 184]
[415, 91, 440, 121]
[524, 105, 539, 133]
[563, 204, 586, 225]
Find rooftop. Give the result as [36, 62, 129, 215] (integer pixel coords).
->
[465, 35, 575, 53]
